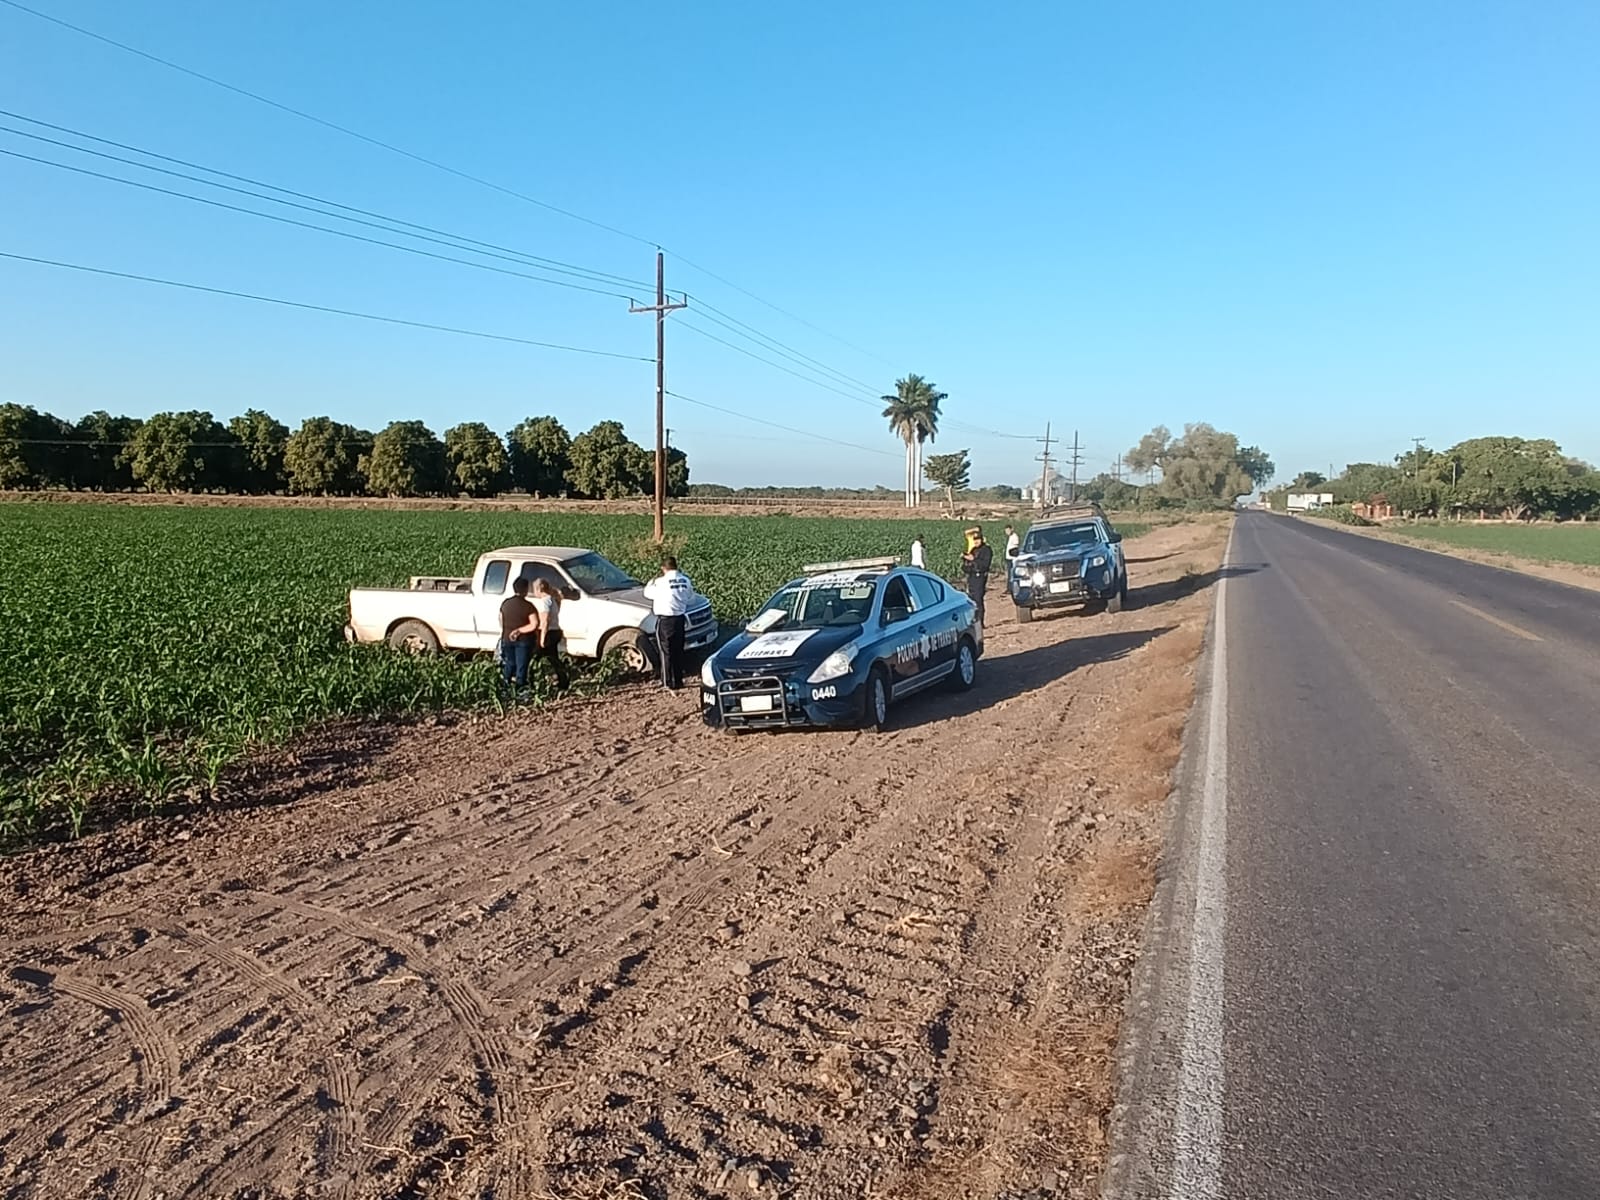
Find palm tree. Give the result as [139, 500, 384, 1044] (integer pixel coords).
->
[882, 375, 946, 507]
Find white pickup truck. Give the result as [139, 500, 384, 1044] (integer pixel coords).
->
[345, 545, 718, 673]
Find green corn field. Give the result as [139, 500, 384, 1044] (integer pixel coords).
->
[5, 502, 1126, 842]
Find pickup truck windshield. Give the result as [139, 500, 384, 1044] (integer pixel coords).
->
[763, 578, 878, 629]
[1022, 522, 1102, 553]
[563, 552, 641, 594]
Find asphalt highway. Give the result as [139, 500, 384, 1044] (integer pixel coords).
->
[1107, 512, 1600, 1199]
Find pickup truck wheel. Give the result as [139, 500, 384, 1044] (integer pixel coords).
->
[601, 628, 653, 676]
[387, 619, 439, 655]
[1106, 588, 1124, 614]
[947, 638, 977, 692]
[1014, 604, 1033, 624]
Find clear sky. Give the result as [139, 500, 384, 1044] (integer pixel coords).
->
[3, 1, 1597, 488]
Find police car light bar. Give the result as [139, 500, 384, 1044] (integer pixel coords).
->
[800, 556, 901, 575]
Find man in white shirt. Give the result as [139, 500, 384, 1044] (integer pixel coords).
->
[1005, 525, 1021, 561]
[643, 556, 696, 690]
[910, 535, 925, 569]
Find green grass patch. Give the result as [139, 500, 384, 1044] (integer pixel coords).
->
[0, 503, 1147, 840]
[1386, 521, 1600, 567]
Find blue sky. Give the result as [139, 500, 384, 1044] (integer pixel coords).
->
[3, 1, 1597, 488]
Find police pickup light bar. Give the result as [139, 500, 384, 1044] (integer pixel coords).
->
[800, 556, 901, 575]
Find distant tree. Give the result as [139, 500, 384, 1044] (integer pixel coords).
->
[1289, 471, 1326, 491]
[632, 444, 691, 499]
[227, 409, 289, 493]
[444, 422, 509, 497]
[881, 375, 946, 507]
[1079, 472, 1141, 507]
[362, 421, 446, 498]
[72, 411, 142, 490]
[1132, 423, 1253, 503]
[506, 416, 572, 496]
[567, 420, 648, 499]
[923, 449, 971, 511]
[284, 417, 368, 495]
[1237, 445, 1275, 488]
[123, 410, 233, 492]
[1124, 425, 1172, 477]
[687, 482, 735, 497]
[0, 403, 74, 489]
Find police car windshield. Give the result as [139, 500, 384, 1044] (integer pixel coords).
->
[1022, 522, 1101, 553]
[764, 576, 879, 629]
[564, 552, 640, 594]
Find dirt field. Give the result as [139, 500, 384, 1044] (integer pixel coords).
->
[0, 520, 1226, 1200]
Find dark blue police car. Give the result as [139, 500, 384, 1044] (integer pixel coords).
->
[701, 557, 982, 731]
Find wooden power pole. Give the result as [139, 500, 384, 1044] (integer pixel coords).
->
[630, 251, 687, 541]
[1034, 423, 1055, 509]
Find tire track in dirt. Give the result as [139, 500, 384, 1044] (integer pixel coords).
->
[248, 891, 536, 1195]
[3, 967, 181, 1200]
[156, 924, 363, 1198]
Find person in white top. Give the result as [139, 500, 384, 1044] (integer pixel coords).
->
[910, 535, 925, 568]
[1004, 525, 1021, 561]
[529, 578, 570, 690]
[643, 556, 696, 690]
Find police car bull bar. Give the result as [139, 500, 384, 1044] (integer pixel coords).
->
[714, 674, 797, 727]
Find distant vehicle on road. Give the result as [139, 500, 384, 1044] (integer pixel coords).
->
[1008, 503, 1128, 622]
[346, 546, 717, 673]
[701, 557, 981, 731]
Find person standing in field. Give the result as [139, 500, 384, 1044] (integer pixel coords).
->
[1004, 524, 1021, 562]
[497, 576, 537, 695]
[644, 556, 696, 691]
[910, 534, 926, 568]
[530, 578, 571, 691]
[962, 527, 994, 625]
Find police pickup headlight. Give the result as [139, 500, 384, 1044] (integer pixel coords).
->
[700, 657, 717, 687]
[808, 643, 858, 684]
[1085, 554, 1108, 569]
[1031, 569, 1047, 586]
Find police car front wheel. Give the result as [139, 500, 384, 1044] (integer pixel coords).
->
[862, 667, 890, 731]
[947, 639, 977, 692]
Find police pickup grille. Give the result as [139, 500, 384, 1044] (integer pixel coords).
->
[715, 675, 798, 727]
[686, 601, 716, 633]
[1048, 561, 1082, 581]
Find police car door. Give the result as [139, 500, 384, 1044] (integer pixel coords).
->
[878, 574, 923, 695]
[908, 573, 958, 677]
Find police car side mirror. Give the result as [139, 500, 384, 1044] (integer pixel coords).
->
[1109, 532, 1123, 544]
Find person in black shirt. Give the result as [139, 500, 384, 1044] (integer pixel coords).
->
[962, 528, 994, 624]
[498, 577, 537, 694]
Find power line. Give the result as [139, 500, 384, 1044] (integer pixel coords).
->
[0, 110, 652, 290]
[0, 250, 654, 360]
[676, 319, 882, 406]
[0, 146, 641, 301]
[0, 0, 657, 248]
[666, 390, 899, 459]
[0, 0, 901, 372]
[685, 293, 884, 394]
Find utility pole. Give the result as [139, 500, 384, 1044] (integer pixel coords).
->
[1410, 436, 1426, 477]
[630, 251, 687, 541]
[1034, 423, 1055, 510]
[1112, 454, 1123, 483]
[1065, 429, 1084, 502]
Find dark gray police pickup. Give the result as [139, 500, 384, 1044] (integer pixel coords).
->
[1008, 503, 1128, 621]
[701, 557, 982, 731]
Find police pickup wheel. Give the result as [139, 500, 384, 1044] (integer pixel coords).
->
[1014, 604, 1033, 624]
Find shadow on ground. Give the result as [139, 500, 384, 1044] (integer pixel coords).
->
[898, 625, 1178, 726]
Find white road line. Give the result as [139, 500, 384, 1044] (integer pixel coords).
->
[1170, 520, 1232, 1198]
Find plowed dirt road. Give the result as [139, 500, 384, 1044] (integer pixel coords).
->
[1, 520, 1226, 1200]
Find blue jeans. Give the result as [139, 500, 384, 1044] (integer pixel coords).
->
[499, 637, 532, 689]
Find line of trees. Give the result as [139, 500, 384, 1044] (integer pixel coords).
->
[1269, 436, 1600, 521]
[0, 403, 689, 500]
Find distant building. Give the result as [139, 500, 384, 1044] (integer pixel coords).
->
[1021, 466, 1069, 506]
